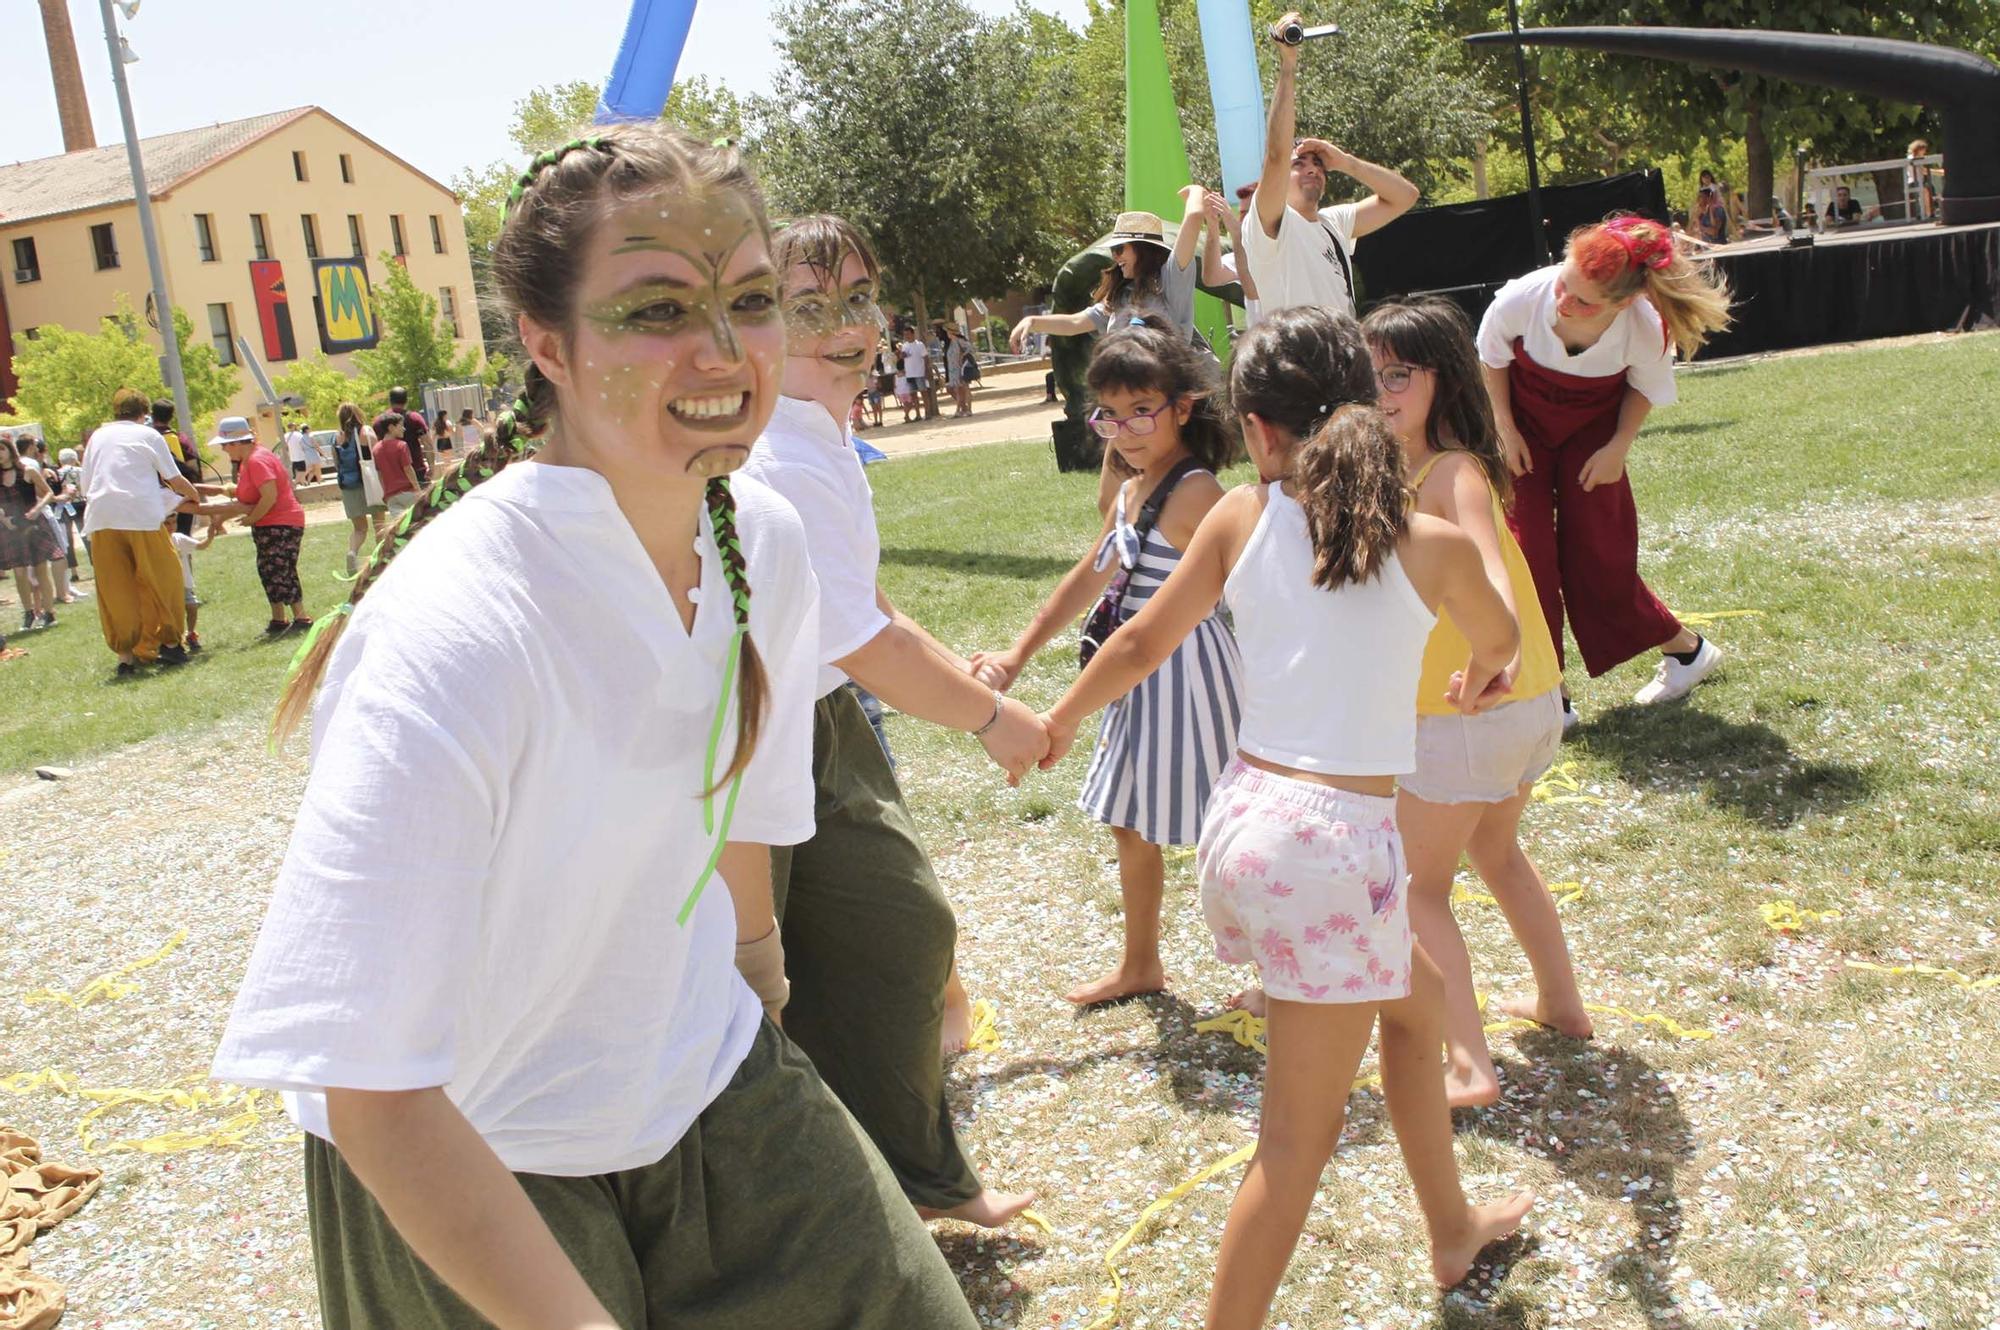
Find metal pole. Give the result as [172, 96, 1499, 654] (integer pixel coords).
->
[1507, 0, 1550, 266]
[97, 0, 191, 437]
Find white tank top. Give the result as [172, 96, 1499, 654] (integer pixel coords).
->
[1223, 486, 1437, 776]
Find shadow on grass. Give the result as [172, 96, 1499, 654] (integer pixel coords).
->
[1576, 702, 1874, 827]
[880, 546, 1078, 580]
[1420, 1032, 1696, 1327]
[933, 1224, 1050, 1328]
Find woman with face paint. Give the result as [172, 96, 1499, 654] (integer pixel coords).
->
[1477, 216, 1733, 721]
[741, 215, 1041, 1231]
[212, 128, 979, 1330]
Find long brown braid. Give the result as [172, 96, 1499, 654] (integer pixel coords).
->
[274, 126, 776, 757]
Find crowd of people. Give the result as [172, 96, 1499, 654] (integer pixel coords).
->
[198, 15, 1740, 1328]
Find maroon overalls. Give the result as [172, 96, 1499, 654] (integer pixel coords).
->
[1503, 336, 1682, 678]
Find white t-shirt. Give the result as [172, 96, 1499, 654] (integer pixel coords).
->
[211, 461, 822, 1177]
[1241, 201, 1360, 318]
[285, 429, 309, 463]
[741, 396, 892, 699]
[79, 419, 180, 535]
[458, 420, 483, 450]
[1476, 266, 1678, 406]
[899, 339, 928, 380]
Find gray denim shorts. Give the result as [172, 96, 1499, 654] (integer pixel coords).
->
[1401, 689, 1563, 805]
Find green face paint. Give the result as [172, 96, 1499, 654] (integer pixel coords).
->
[583, 196, 780, 365]
[782, 250, 882, 370]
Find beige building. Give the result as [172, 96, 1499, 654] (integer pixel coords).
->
[0, 106, 482, 434]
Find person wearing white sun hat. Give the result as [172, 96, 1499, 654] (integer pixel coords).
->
[197, 415, 312, 637]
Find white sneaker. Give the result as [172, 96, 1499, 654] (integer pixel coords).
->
[1561, 697, 1580, 732]
[1633, 638, 1723, 704]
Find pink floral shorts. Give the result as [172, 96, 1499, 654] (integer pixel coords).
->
[1196, 760, 1412, 1004]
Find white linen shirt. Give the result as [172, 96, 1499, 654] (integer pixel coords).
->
[78, 419, 179, 534]
[741, 396, 891, 699]
[1476, 266, 1679, 406]
[1241, 201, 1360, 318]
[212, 461, 821, 1177]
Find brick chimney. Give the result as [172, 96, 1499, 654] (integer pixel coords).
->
[40, 0, 98, 153]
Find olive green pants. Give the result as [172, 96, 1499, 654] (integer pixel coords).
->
[304, 1019, 976, 1329]
[771, 687, 983, 1209]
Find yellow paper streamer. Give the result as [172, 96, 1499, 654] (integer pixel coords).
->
[1453, 880, 1587, 910]
[1193, 1008, 1267, 1056]
[1080, 1141, 1258, 1330]
[1760, 899, 1842, 932]
[1531, 762, 1608, 807]
[1844, 960, 1999, 991]
[1579, 1003, 1718, 1040]
[1, 1068, 301, 1155]
[22, 930, 188, 1008]
[1672, 609, 1763, 629]
[965, 999, 1002, 1054]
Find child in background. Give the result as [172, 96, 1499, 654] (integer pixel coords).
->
[974, 324, 1242, 1006]
[169, 513, 223, 652]
[1041, 307, 1532, 1322]
[1365, 297, 1592, 1107]
[1477, 214, 1734, 719]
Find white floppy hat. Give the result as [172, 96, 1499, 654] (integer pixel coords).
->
[1107, 211, 1172, 252]
[209, 415, 255, 446]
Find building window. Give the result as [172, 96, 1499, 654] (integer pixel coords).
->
[389, 214, 408, 258]
[301, 214, 320, 259]
[208, 303, 236, 365]
[90, 222, 119, 270]
[194, 212, 219, 262]
[10, 238, 38, 283]
[250, 213, 270, 261]
[347, 214, 365, 257]
[439, 286, 461, 337]
[430, 214, 447, 254]
[293, 150, 308, 182]
[340, 153, 354, 183]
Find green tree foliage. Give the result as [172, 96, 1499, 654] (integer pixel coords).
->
[8, 297, 238, 443]
[751, 0, 1094, 326]
[509, 80, 604, 155]
[270, 353, 357, 429]
[350, 255, 486, 400]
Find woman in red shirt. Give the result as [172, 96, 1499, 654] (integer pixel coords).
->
[202, 417, 312, 636]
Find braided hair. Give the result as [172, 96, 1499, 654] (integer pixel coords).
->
[276, 125, 774, 789]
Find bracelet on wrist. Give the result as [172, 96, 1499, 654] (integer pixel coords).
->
[972, 688, 1005, 737]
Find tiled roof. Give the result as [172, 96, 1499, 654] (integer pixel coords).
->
[0, 107, 314, 225]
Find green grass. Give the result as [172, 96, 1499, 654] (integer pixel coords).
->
[0, 521, 356, 773]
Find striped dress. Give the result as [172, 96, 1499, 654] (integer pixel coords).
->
[1078, 476, 1244, 845]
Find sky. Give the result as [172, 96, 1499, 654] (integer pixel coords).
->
[5, 0, 1092, 187]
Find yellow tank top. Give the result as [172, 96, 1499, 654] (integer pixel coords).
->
[1411, 453, 1563, 715]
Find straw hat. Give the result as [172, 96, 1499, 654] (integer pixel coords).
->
[1108, 211, 1172, 252]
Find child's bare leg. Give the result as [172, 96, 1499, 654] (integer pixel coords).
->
[1205, 996, 1376, 1330]
[1066, 826, 1167, 1005]
[1398, 790, 1501, 1106]
[940, 962, 972, 1056]
[1377, 946, 1534, 1287]
[1468, 786, 1593, 1037]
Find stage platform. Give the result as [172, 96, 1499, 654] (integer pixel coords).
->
[1381, 220, 2000, 360]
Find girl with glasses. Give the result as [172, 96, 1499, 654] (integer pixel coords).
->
[1363, 297, 1591, 1107]
[972, 325, 1243, 1006]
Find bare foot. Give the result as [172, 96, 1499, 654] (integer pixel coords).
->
[1431, 1191, 1535, 1288]
[941, 994, 972, 1057]
[1064, 964, 1166, 1006]
[1224, 986, 1269, 1018]
[1445, 1065, 1502, 1109]
[917, 1188, 1040, 1229]
[1494, 993, 1595, 1040]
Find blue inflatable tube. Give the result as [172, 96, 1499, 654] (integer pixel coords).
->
[1196, 0, 1266, 198]
[595, 0, 700, 124]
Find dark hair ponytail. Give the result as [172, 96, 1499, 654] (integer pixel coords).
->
[1227, 306, 1377, 454]
[275, 126, 773, 757]
[1294, 405, 1411, 591]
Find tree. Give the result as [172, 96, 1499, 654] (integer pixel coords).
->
[271, 353, 359, 429]
[350, 254, 486, 400]
[8, 296, 238, 442]
[509, 80, 603, 155]
[752, 0, 1093, 329]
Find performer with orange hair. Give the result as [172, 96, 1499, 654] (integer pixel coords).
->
[1476, 215, 1733, 717]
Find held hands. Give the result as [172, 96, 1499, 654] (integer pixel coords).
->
[1037, 711, 1078, 769]
[979, 695, 1051, 787]
[967, 648, 1024, 693]
[1576, 442, 1630, 492]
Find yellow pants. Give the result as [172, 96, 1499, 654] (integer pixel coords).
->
[92, 526, 185, 660]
